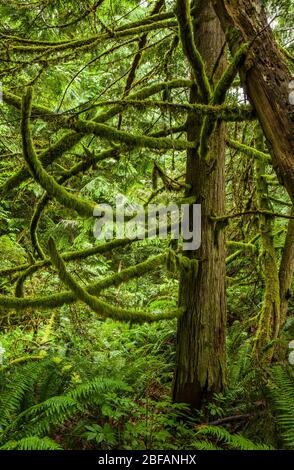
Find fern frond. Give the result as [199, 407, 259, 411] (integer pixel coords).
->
[0, 436, 63, 450]
[193, 439, 222, 450]
[0, 361, 44, 427]
[270, 365, 294, 449]
[0, 376, 131, 443]
[69, 377, 131, 404]
[196, 425, 273, 450]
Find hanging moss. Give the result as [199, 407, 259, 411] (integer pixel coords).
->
[174, 0, 211, 103]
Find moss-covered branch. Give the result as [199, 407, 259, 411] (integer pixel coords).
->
[47, 237, 181, 324]
[21, 88, 106, 219]
[30, 148, 119, 259]
[213, 44, 249, 104]
[94, 98, 255, 121]
[0, 249, 177, 320]
[212, 211, 294, 222]
[67, 117, 194, 151]
[226, 234, 260, 265]
[227, 139, 271, 162]
[0, 131, 81, 197]
[253, 132, 281, 359]
[1, 80, 193, 197]
[7, 19, 177, 55]
[199, 43, 249, 159]
[174, 0, 211, 102]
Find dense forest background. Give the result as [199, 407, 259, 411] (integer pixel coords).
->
[0, 0, 293, 451]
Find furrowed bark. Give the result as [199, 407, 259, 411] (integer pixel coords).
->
[173, 0, 227, 409]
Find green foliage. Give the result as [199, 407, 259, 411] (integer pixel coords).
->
[0, 0, 293, 453]
[0, 436, 63, 450]
[270, 365, 294, 449]
[195, 425, 273, 450]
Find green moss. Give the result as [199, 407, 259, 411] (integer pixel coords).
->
[30, 194, 48, 260]
[0, 131, 81, 197]
[174, 0, 211, 103]
[213, 43, 249, 105]
[166, 249, 199, 276]
[70, 117, 194, 151]
[253, 133, 281, 360]
[9, 19, 177, 55]
[14, 263, 44, 298]
[0, 251, 166, 311]
[199, 43, 249, 160]
[226, 234, 261, 265]
[47, 238, 181, 324]
[227, 139, 270, 162]
[29, 147, 119, 259]
[21, 88, 99, 219]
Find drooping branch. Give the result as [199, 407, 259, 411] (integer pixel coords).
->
[0, 249, 180, 323]
[0, 131, 81, 197]
[1, 79, 193, 198]
[29, 148, 119, 259]
[47, 237, 181, 324]
[21, 88, 98, 219]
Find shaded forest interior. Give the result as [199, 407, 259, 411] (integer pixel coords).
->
[0, 0, 293, 451]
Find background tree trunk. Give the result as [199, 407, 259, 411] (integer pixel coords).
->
[173, 0, 227, 408]
[253, 129, 280, 359]
[279, 207, 294, 325]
